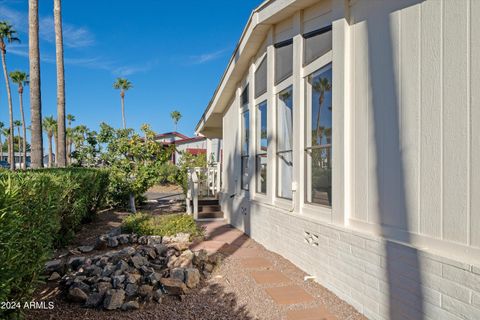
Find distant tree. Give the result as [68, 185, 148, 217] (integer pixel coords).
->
[10, 70, 29, 169]
[170, 110, 182, 131]
[0, 121, 4, 161]
[66, 114, 75, 164]
[113, 78, 133, 129]
[13, 120, 21, 165]
[0, 21, 20, 170]
[43, 116, 56, 168]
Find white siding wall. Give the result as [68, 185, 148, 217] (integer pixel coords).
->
[349, 0, 480, 251]
[217, 0, 480, 318]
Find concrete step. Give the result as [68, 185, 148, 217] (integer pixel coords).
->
[198, 211, 224, 219]
[199, 205, 222, 213]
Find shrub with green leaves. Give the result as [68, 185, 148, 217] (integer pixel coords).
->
[122, 213, 204, 238]
[0, 168, 109, 319]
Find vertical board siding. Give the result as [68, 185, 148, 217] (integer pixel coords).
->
[351, 0, 475, 246]
[420, 0, 442, 238]
[442, 0, 469, 244]
[471, 0, 480, 248]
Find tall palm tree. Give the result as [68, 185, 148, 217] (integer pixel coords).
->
[10, 70, 29, 169]
[43, 116, 56, 168]
[0, 21, 20, 170]
[0, 121, 4, 161]
[29, 0, 43, 168]
[54, 0, 66, 167]
[312, 77, 331, 145]
[66, 113, 75, 164]
[13, 120, 21, 165]
[170, 110, 182, 132]
[113, 78, 132, 129]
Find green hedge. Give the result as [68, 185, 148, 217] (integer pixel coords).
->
[0, 168, 109, 318]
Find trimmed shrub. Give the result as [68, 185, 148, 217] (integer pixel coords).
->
[0, 168, 109, 319]
[122, 213, 204, 238]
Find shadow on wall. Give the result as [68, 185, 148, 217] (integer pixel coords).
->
[361, 0, 424, 318]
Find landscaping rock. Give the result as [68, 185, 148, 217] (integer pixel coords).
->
[204, 263, 214, 273]
[160, 278, 188, 296]
[121, 300, 139, 311]
[68, 287, 88, 303]
[130, 254, 146, 268]
[103, 289, 125, 310]
[147, 236, 162, 245]
[85, 292, 104, 308]
[78, 245, 94, 253]
[68, 256, 85, 271]
[168, 250, 194, 268]
[170, 268, 185, 282]
[117, 234, 130, 244]
[96, 282, 112, 295]
[107, 237, 119, 248]
[153, 289, 163, 303]
[185, 268, 200, 288]
[48, 272, 61, 281]
[137, 284, 153, 298]
[126, 272, 141, 284]
[146, 272, 162, 286]
[125, 283, 138, 297]
[45, 259, 65, 274]
[193, 250, 208, 266]
[116, 260, 129, 273]
[108, 227, 122, 237]
[112, 275, 126, 289]
[153, 244, 168, 256]
[94, 236, 108, 250]
[101, 264, 115, 277]
[162, 233, 190, 244]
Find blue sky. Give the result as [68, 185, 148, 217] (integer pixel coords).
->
[0, 0, 259, 141]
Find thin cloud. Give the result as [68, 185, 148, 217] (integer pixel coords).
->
[0, 4, 94, 48]
[189, 48, 229, 64]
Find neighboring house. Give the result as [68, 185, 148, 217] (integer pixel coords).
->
[153, 132, 222, 165]
[195, 0, 480, 319]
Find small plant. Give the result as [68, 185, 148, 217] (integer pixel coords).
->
[122, 213, 204, 238]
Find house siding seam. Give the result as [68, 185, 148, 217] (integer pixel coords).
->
[221, 198, 480, 320]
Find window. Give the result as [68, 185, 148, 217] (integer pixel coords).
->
[255, 57, 267, 98]
[305, 64, 332, 206]
[241, 110, 250, 190]
[276, 86, 293, 199]
[241, 85, 249, 107]
[274, 39, 293, 84]
[256, 101, 268, 194]
[303, 25, 332, 66]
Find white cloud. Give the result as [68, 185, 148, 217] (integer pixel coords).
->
[40, 16, 95, 48]
[189, 48, 229, 64]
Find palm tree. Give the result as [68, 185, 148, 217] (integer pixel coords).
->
[54, 0, 66, 167]
[0, 21, 20, 170]
[170, 110, 182, 132]
[66, 114, 75, 164]
[0, 121, 4, 161]
[10, 70, 29, 169]
[312, 77, 331, 145]
[43, 116, 56, 168]
[1, 127, 9, 163]
[13, 120, 21, 166]
[113, 78, 132, 129]
[29, 0, 43, 169]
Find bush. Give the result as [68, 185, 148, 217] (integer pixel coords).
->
[157, 162, 178, 185]
[122, 213, 204, 238]
[174, 152, 207, 194]
[0, 168, 109, 318]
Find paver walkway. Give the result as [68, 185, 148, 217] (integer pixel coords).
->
[190, 220, 366, 320]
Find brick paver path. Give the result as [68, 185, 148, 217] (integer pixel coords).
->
[190, 220, 366, 320]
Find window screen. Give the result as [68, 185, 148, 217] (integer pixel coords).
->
[274, 39, 293, 84]
[254, 57, 267, 98]
[303, 26, 332, 66]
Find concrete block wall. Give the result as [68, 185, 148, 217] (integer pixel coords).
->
[227, 200, 480, 320]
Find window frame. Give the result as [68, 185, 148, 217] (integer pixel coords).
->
[240, 82, 250, 191]
[276, 86, 294, 200]
[304, 63, 333, 208]
[255, 100, 268, 195]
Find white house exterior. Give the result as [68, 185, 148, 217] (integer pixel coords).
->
[195, 0, 480, 319]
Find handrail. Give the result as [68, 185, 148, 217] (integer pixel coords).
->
[185, 162, 221, 220]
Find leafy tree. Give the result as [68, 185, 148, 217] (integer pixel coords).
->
[0, 21, 20, 170]
[98, 123, 173, 212]
[175, 152, 207, 194]
[170, 110, 182, 131]
[113, 78, 133, 129]
[9, 70, 29, 169]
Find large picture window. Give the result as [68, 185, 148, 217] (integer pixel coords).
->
[276, 87, 293, 199]
[256, 101, 268, 194]
[305, 64, 332, 206]
[241, 110, 249, 190]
